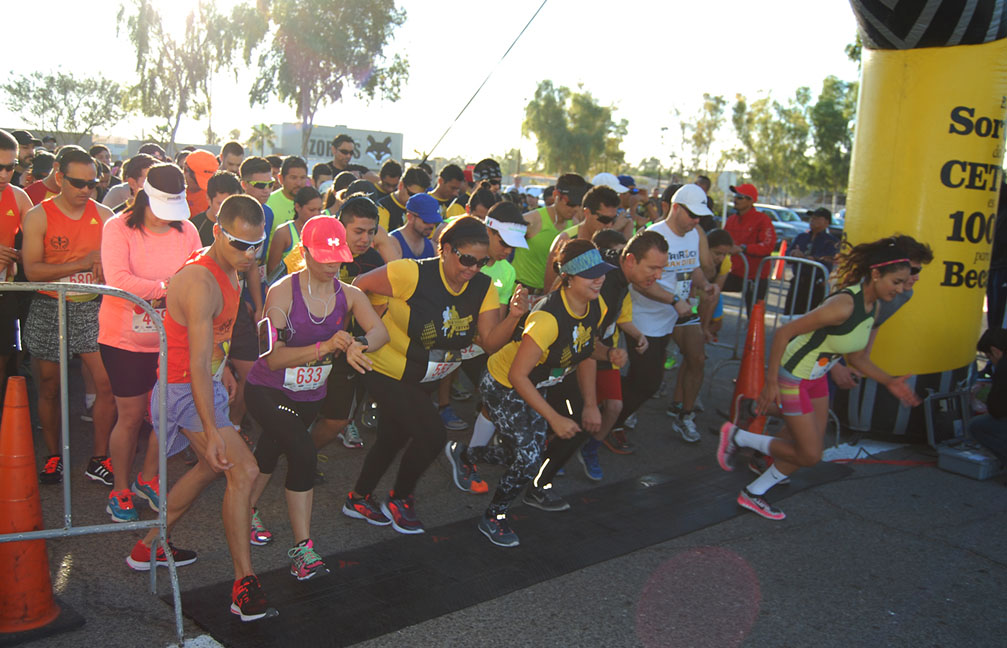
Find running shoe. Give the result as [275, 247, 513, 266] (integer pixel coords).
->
[250, 508, 273, 546]
[717, 422, 738, 471]
[665, 402, 683, 418]
[602, 427, 635, 455]
[439, 405, 468, 431]
[288, 539, 329, 581]
[126, 538, 198, 571]
[342, 492, 391, 526]
[39, 455, 63, 485]
[444, 441, 489, 493]
[624, 413, 638, 430]
[578, 445, 603, 481]
[737, 488, 786, 521]
[478, 513, 520, 548]
[693, 395, 705, 413]
[132, 473, 160, 511]
[748, 454, 790, 485]
[85, 456, 114, 486]
[107, 489, 139, 523]
[230, 575, 278, 622]
[381, 492, 425, 534]
[80, 405, 93, 422]
[450, 381, 472, 401]
[337, 422, 364, 449]
[522, 485, 570, 512]
[675, 412, 701, 443]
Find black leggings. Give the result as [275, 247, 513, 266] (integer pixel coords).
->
[353, 372, 444, 498]
[245, 382, 321, 492]
[531, 374, 588, 489]
[613, 333, 671, 429]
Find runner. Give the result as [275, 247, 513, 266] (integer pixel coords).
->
[445, 239, 612, 546]
[344, 216, 512, 534]
[428, 164, 465, 219]
[717, 237, 923, 520]
[265, 155, 308, 242]
[265, 186, 322, 284]
[245, 215, 387, 580]
[21, 145, 116, 486]
[543, 184, 620, 290]
[126, 194, 277, 622]
[190, 171, 242, 247]
[390, 193, 440, 259]
[513, 173, 591, 292]
[99, 163, 201, 522]
[446, 158, 502, 219]
[182, 150, 217, 218]
[219, 141, 245, 174]
[371, 159, 402, 202]
[376, 166, 430, 232]
[101, 153, 157, 212]
[0, 130, 33, 397]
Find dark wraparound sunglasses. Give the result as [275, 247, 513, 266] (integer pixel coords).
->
[0, 163, 16, 173]
[452, 247, 490, 268]
[595, 214, 616, 225]
[64, 176, 99, 190]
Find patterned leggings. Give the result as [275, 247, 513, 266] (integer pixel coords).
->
[465, 372, 549, 517]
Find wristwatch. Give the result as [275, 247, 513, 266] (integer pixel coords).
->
[354, 335, 369, 347]
[670, 294, 679, 305]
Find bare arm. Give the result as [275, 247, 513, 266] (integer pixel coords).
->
[265, 226, 290, 276]
[373, 226, 402, 262]
[576, 357, 601, 434]
[476, 284, 528, 355]
[22, 205, 98, 282]
[352, 264, 395, 298]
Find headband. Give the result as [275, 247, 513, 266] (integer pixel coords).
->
[870, 257, 910, 269]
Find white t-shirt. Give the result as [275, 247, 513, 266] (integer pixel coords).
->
[630, 220, 700, 337]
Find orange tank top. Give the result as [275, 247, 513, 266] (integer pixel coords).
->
[164, 249, 239, 384]
[0, 186, 20, 281]
[39, 198, 103, 300]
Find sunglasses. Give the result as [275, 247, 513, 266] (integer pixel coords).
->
[685, 209, 702, 220]
[246, 180, 273, 190]
[219, 226, 266, 253]
[595, 214, 616, 225]
[64, 176, 99, 190]
[734, 194, 752, 201]
[337, 148, 354, 156]
[489, 179, 501, 186]
[0, 163, 16, 173]
[910, 266, 921, 276]
[451, 247, 490, 268]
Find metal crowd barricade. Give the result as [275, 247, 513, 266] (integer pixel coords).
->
[0, 282, 183, 645]
[705, 253, 749, 414]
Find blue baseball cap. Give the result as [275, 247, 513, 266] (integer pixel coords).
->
[405, 193, 443, 224]
[617, 174, 635, 188]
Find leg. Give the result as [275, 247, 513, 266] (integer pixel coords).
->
[79, 351, 115, 456]
[671, 325, 707, 412]
[613, 334, 670, 429]
[229, 359, 254, 428]
[35, 359, 61, 455]
[139, 453, 219, 547]
[108, 392, 151, 491]
[353, 373, 414, 496]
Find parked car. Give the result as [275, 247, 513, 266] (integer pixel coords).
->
[829, 209, 846, 240]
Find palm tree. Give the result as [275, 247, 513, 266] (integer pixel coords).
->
[247, 123, 276, 156]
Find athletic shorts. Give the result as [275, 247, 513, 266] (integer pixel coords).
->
[149, 380, 231, 457]
[779, 370, 829, 417]
[317, 359, 359, 421]
[712, 294, 724, 321]
[229, 302, 258, 362]
[24, 295, 100, 362]
[0, 289, 19, 355]
[596, 367, 623, 402]
[99, 344, 159, 398]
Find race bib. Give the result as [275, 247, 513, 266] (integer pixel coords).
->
[535, 367, 570, 389]
[132, 299, 166, 334]
[459, 343, 484, 360]
[674, 270, 693, 301]
[420, 349, 462, 383]
[258, 264, 267, 283]
[60, 271, 96, 297]
[809, 354, 841, 380]
[283, 364, 332, 392]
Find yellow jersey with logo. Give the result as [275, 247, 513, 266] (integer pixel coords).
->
[781, 283, 875, 380]
[487, 288, 606, 389]
[369, 257, 499, 382]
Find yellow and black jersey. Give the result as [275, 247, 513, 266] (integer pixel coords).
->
[781, 283, 875, 380]
[340, 246, 385, 284]
[370, 257, 499, 382]
[376, 193, 407, 232]
[487, 288, 607, 389]
[597, 259, 632, 370]
[430, 193, 452, 221]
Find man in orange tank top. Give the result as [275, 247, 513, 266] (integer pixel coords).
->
[21, 146, 116, 487]
[0, 130, 33, 404]
[126, 195, 277, 622]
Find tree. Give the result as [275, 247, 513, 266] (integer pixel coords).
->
[522, 81, 627, 175]
[238, 0, 409, 157]
[809, 75, 858, 207]
[1, 71, 130, 144]
[118, 0, 240, 154]
[687, 94, 727, 173]
[247, 123, 276, 156]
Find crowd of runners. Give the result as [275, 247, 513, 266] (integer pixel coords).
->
[0, 128, 936, 621]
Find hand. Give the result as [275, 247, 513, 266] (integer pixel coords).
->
[0, 245, 18, 265]
[829, 363, 860, 390]
[550, 416, 581, 439]
[581, 404, 601, 434]
[92, 261, 104, 284]
[509, 284, 530, 318]
[790, 248, 805, 258]
[204, 430, 234, 472]
[345, 340, 373, 374]
[325, 330, 354, 355]
[702, 282, 717, 297]
[756, 380, 781, 415]
[634, 335, 649, 355]
[702, 327, 716, 344]
[673, 299, 692, 318]
[222, 365, 238, 402]
[729, 245, 744, 255]
[886, 375, 922, 407]
[253, 306, 264, 323]
[608, 347, 628, 367]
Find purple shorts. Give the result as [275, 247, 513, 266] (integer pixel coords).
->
[150, 380, 231, 457]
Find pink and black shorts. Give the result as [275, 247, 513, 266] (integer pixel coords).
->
[778, 369, 829, 416]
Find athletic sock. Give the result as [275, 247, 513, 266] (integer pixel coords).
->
[469, 413, 495, 447]
[84, 393, 96, 409]
[747, 464, 789, 496]
[583, 438, 601, 453]
[733, 428, 773, 455]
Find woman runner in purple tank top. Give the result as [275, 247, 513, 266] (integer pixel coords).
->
[244, 216, 387, 581]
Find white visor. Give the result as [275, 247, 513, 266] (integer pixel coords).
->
[144, 178, 190, 222]
[486, 216, 528, 249]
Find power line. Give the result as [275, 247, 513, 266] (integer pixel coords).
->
[421, 0, 549, 164]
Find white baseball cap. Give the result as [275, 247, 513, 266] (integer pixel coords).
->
[590, 172, 629, 194]
[671, 184, 714, 217]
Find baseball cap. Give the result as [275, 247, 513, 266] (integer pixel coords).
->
[406, 193, 443, 224]
[184, 149, 218, 191]
[671, 184, 714, 217]
[344, 179, 376, 197]
[473, 158, 502, 182]
[729, 183, 758, 201]
[617, 174, 635, 188]
[485, 216, 528, 249]
[10, 130, 34, 147]
[143, 164, 190, 222]
[559, 247, 616, 279]
[138, 143, 167, 160]
[301, 215, 353, 263]
[591, 172, 628, 194]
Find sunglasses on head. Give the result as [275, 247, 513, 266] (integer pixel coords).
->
[219, 226, 266, 253]
[595, 214, 616, 225]
[64, 176, 99, 190]
[451, 247, 490, 268]
[246, 180, 273, 190]
[0, 163, 16, 173]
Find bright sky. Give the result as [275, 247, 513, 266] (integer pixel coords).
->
[3, 0, 860, 167]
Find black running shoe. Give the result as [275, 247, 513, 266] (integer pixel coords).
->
[39, 455, 63, 485]
[522, 486, 570, 512]
[85, 456, 114, 486]
[230, 575, 278, 622]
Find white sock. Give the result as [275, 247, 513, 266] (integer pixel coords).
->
[468, 413, 496, 447]
[734, 428, 773, 455]
[747, 464, 789, 496]
[84, 393, 96, 409]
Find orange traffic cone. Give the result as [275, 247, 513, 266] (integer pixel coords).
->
[772, 240, 788, 280]
[730, 301, 767, 435]
[0, 376, 61, 634]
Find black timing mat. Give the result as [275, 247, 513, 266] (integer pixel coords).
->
[169, 459, 852, 647]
